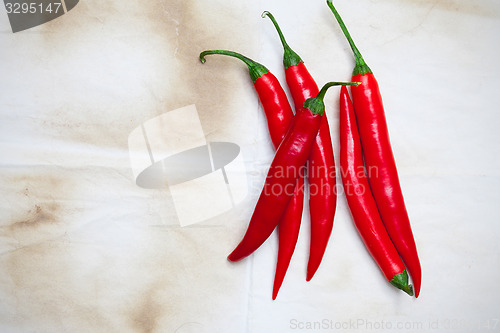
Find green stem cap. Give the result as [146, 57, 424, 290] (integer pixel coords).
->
[199, 50, 268, 82]
[304, 81, 360, 116]
[326, 0, 372, 76]
[390, 270, 414, 296]
[262, 11, 303, 68]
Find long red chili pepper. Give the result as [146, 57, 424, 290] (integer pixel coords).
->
[199, 49, 303, 300]
[339, 86, 413, 295]
[327, 0, 422, 297]
[224, 81, 357, 263]
[263, 11, 337, 282]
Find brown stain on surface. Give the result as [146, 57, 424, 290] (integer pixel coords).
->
[8, 203, 59, 230]
[129, 284, 164, 333]
[2, 241, 114, 332]
[140, 0, 262, 141]
[1, 168, 70, 234]
[2, 2, 261, 332]
[34, 0, 256, 149]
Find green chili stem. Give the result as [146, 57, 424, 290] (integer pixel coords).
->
[261, 11, 303, 68]
[199, 50, 268, 82]
[304, 81, 360, 115]
[326, 0, 372, 76]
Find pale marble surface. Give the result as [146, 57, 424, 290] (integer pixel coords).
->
[1, 1, 500, 332]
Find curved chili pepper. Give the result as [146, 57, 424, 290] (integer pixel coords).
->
[327, 0, 421, 297]
[225, 81, 357, 263]
[199, 49, 303, 300]
[263, 11, 337, 281]
[339, 86, 413, 296]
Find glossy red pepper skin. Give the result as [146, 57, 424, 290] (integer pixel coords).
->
[227, 80, 353, 262]
[254, 74, 305, 300]
[272, 182, 303, 300]
[339, 86, 412, 295]
[254, 74, 296, 148]
[264, 12, 337, 281]
[327, 0, 421, 297]
[286, 64, 336, 282]
[285, 63, 319, 111]
[350, 74, 421, 297]
[228, 106, 322, 261]
[199, 50, 303, 299]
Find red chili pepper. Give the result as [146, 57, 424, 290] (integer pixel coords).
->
[224, 81, 356, 264]
[199, 49, 303, 300]
[272, 179, 303, 300]
[328, 0, 421, 297]
[263, 11, 337, 281]
[339, 86, 413, 295]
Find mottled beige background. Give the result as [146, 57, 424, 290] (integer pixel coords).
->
[1, 0, 500, 332]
